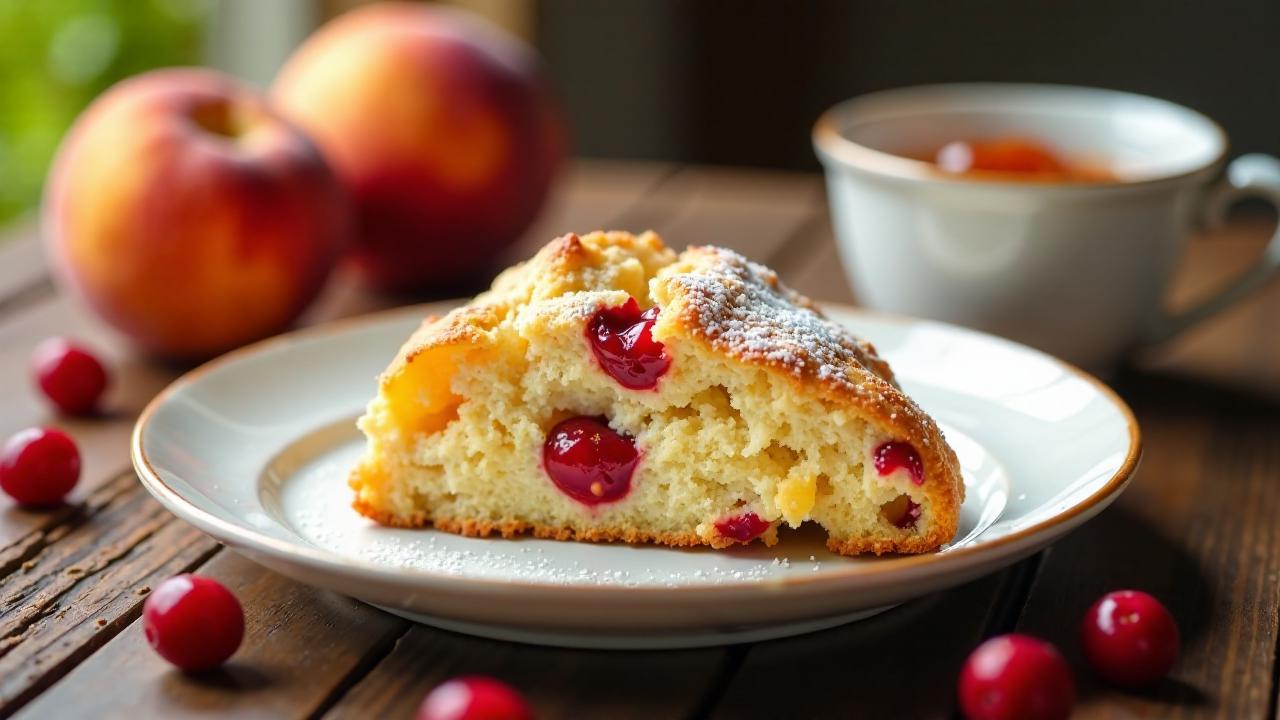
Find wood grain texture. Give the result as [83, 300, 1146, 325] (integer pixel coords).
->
[786, 208, 1280, 719]
[16, 552, 408, 720]
[0, 472, 219, 714]
[1015, 375, 1280, 720]
[0, 299, 179, 547]
[508, 159, 676, 258]
[0, 165, 1276, 720]
[636, 166, 826, 264]
[324, 626, 727, 720]
[708, 565, 1035, 720]
[772, 213, 853, 304]
[3, 162, 732, 719]
[0, 224, 54, 317]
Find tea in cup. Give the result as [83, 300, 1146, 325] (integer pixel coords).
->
[814, 83, 1280, 372]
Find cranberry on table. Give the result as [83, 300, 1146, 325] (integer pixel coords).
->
[0, 427, 80, 506]
[418, 676, 533, 720]
[957, 634, 1075, 720]
[1081, 589, 1180, 687]
[143, 574, 244, 671]
[31, 337, 109, 416]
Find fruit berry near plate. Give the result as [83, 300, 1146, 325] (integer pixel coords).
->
[143, 574, 245, 671]
[0, 427, 81, 506]
[273, 2, 565, 293]
[43, 68, 349, 360]
[418, 676, 534, 720]
[31, 337, 109, 416]
[1081, 589, 1180, 687]
[957, 634, 1075, 720]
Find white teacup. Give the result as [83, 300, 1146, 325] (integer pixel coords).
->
[814, 83, 1280, 373]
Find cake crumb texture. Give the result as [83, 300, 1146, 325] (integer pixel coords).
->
[350, 231, 964, 555]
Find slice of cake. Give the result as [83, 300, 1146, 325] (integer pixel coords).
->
[350, 231, 964, 555]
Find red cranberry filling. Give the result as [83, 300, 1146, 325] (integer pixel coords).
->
[587, 297, 670, 390]
[543, 416, 638, 505]
[874, 440, 924, 485]
[880, 494, 922, 529]
[715, 512, 770, 543]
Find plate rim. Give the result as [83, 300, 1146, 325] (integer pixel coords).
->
[132, 301, 1141, 595]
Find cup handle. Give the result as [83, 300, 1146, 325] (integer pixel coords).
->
[1140, 153, 1280, 345]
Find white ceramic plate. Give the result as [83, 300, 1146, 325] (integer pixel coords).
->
[133, 303, 1139, 649]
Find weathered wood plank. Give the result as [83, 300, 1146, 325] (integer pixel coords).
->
[324, 626, 727, 720]
[772, 213, 855, 304]
[0, 473, 220, 714]
[8, 161, 736, 719]
[16, 552, 408, 720]
[634, 167, 827, 266]
[6, 166, 1274, 720]
[708, 564, 1034, 720]
[758, 204, 1280, 719]
[1014, 376, 1280, 719]
[508, 159, 676, 257]
[0, 221, 54, 315]
[0, 298, 180, 547]
[785, 210, 1280, 718]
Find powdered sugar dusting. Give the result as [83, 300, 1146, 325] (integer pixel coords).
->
[666, 246, 897, 397]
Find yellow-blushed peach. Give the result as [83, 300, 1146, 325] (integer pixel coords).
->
[273, 3, 565, 293]
[43, 68, 349, 359]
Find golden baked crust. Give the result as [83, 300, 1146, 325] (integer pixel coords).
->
[351, 231, 964, 556]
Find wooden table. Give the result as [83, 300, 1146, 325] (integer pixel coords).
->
[2, 161, 1278, 719]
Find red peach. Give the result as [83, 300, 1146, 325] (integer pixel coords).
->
[273, 3, 565, 293]
[43, 68, 348, 359]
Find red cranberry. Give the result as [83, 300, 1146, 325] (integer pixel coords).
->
[418, 676, 533, 720]
[958, 634, 1074, 720]
[543, 416, 637, 505]
[880, 494, 922, 529]
[0, 427, 80, 506]
[587, 297, 670, 390]
[143, 574, 244, 671]
[715, 512, 771, 543]
[1081, 590, 1180, 687]
[31, 337, 109, 416]
[874, 440, 924, 485]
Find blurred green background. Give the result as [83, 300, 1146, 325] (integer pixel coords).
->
[0, 0, 209, 224]
[5, 0, 1278, 227]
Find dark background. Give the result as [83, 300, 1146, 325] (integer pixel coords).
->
[538, 0, 1280, 170]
